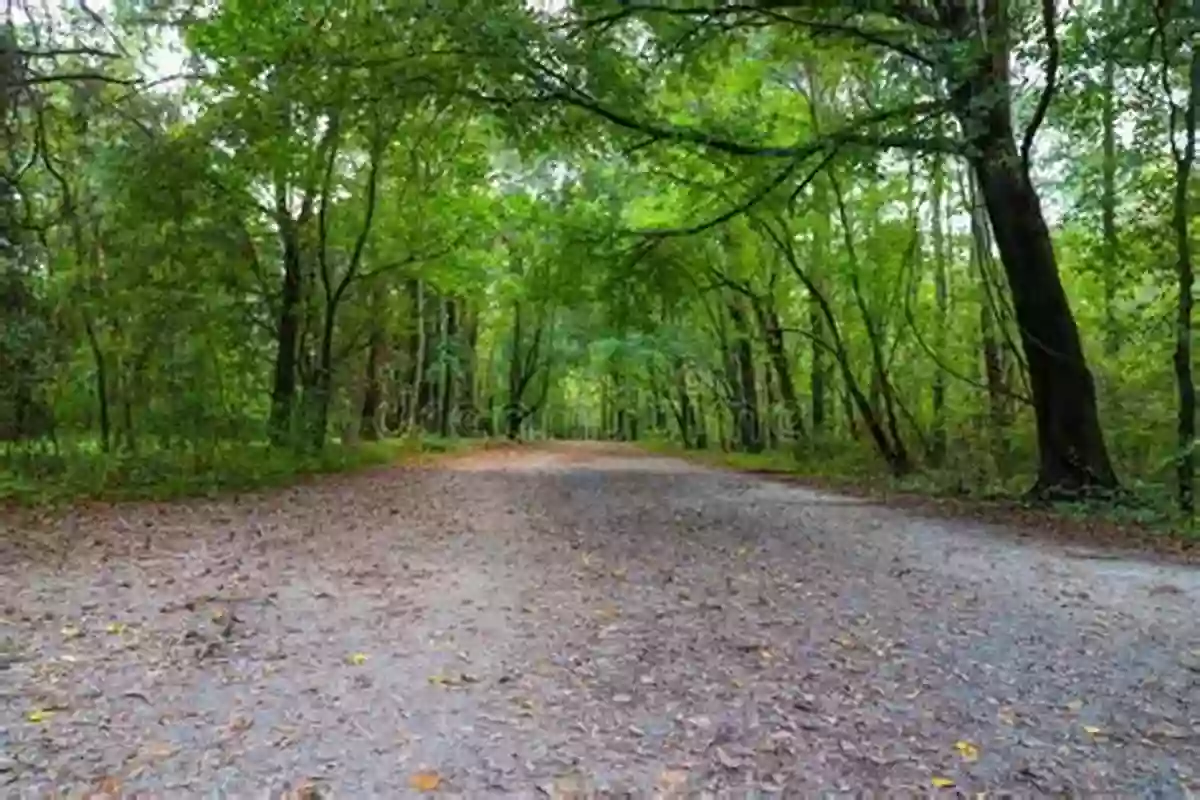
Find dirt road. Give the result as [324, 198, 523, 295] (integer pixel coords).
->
[2, 442, 1199, 797]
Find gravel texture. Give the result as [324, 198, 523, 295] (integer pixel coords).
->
[2, 441, 1198, 797]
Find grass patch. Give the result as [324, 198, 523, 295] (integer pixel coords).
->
[0, 434, 486, 507]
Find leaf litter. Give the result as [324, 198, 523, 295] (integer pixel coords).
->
[0, 441, 1198, 795]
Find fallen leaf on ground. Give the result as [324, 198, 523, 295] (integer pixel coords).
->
[139, 741, 178, 760]
[347, 652, 368, 665]
[428, 672, 478, 686]
[1083, 725, 1104, 736]
[409, 770, 441, 791]
[954, 740, 980, 761]
[105, 622, 126, 634]
[227, 714, 254, 732]
[83, 775, 122, 799]
[26, 709, 54, 723]
[60, 625, 82, 639]
[656, 768, 690, 795]
[281, 778, 325, 799]
[931, 776, 956, 788]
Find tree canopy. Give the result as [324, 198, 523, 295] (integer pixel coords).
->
[0, 0, 1195, 517]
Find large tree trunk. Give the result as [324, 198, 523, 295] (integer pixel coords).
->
[971, 142, 1117, 496]
[950, 0, 1118, 497]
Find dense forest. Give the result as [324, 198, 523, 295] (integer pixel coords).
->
[0, 0, 1195, 515]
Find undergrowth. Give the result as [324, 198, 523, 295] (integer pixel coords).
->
[638, 439, 1197, 541]
[0, 434, 478, 507]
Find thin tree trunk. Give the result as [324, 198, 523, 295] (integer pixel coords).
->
[407, 278, 426, 432]
[268, 223, 303, 446]
[439, 297, 458, 438]
[506, 300, 523, 440]
[360, 323, 385, 441]
[83, 315, 110, 454]
[930, 152, 949, 466]
[1101, 0, 1120, 356]
[753, 295, 806, 446]
[727, 297, 762, 453]
[1171, 0, 1198, 515]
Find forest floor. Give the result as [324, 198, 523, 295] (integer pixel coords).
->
[2, 441, 1199, 797]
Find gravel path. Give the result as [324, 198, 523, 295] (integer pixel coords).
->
[2, 442, 1199, 797]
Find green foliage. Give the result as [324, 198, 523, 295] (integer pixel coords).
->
[0, 0, 1194, 527]
[0, 436, 473, 506]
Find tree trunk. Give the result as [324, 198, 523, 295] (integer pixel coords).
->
[360, 323, 385, 441]
[727, 297, 762, 453]
[1101, 0, 1120, 356]
[438, 297, 457, 438]
[83, 314, 110, 454]
[950, 0, 1118, 496]
[970, 140, 1117, 495]
[309, 299, 337, 451]
[675, 362, 694, 448]
[506, 300, 523, 440]
[1171, 0, 1198, 515]
[458, 303, 478, 435]
[967, 171, 1013, 475]
[268, 225, 303, 446]
[417, 289, 439, 432]
[930, 153, 949, 467]
[753, 296, 806, 446]
[406, 278, 426, 432]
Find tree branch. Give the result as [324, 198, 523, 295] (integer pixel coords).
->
[1020, 0, 1059, 172]
[539, 66, 958, 156]
[628, 148, 839, 238]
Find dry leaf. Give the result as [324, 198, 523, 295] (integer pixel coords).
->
[282, 778, 325, 800]
[105, 622, 126, 634]
[931, 776, 956, 788]
[60, 625, 83, 639]
[656, 768, 690, 795]
[347, 652, 368, 666]
[140, 741, 178, 760]
[1083, 725, 1103, 736]
[1064, 699, 1084, 713]
[26, 709, 53, 723]
[228, 714, 254, 732]
[954, 740, 980, 762]
[83, 775, 122, 800]
[409, 770, 441, 792]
